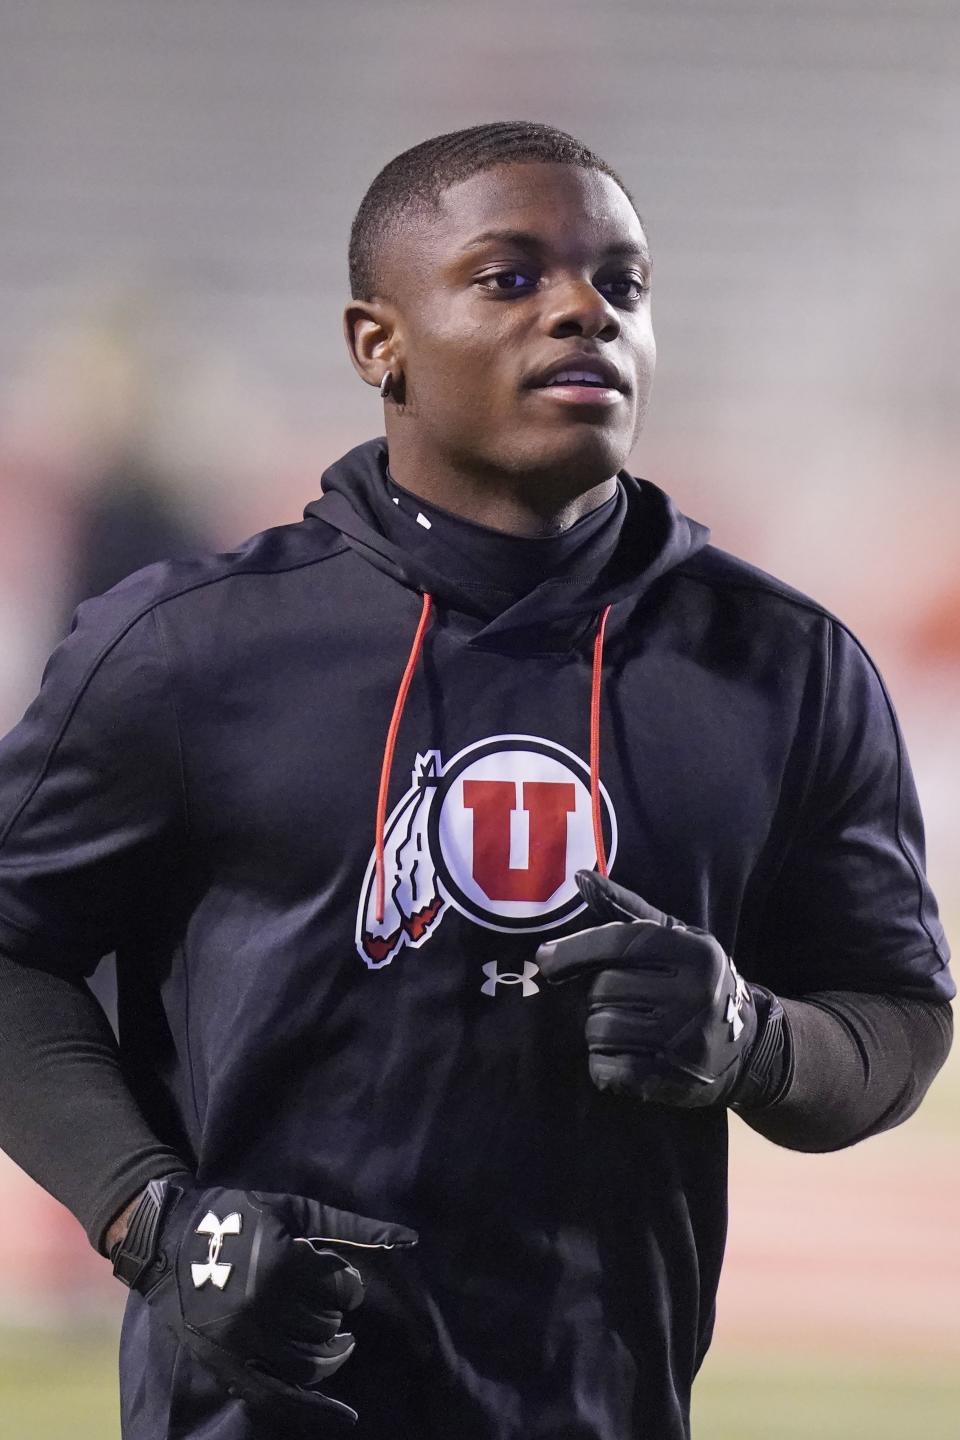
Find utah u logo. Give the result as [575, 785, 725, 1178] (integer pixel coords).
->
[356, 735, 618, 967]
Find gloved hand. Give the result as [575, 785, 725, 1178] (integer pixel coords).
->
[537, 870, 776, 1108]
[110, 1176, 418, 1430]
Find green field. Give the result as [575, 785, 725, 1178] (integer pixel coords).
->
[692, 1355, 960, 1440]
[2, 1327, 959, 1439]
[0, 1327, 122, 1439]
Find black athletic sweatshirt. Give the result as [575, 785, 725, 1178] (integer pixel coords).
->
[0, 438, 952, 1440]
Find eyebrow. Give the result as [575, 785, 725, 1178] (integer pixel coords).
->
[460, 228, 651, 266]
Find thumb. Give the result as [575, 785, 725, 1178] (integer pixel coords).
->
[576, 870, 679, 928]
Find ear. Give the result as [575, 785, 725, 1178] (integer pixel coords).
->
[343, 299, 400, 390]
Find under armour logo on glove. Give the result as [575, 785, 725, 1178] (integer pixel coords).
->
[536, 871, 768, 1109]
[725, 962, 750, 1041]
[191, 1210, 242, 1290]
[481, 961, 540, 997]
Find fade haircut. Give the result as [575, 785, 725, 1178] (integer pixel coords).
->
[348, 120, 639, 302]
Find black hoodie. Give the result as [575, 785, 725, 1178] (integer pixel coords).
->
[0, 438, 950, 1440]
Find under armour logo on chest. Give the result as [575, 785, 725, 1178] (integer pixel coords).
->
[191, 1211, 242, 1289]
[481, 961, 540, 997]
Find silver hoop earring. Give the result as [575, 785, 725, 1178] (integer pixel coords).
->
[379, 370, 393, 399]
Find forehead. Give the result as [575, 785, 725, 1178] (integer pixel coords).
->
[386, 162, 647, 294]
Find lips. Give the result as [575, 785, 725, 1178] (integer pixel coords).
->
[525, 353, 626, 392]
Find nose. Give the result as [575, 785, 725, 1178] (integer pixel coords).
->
[544, 277, 621, 343]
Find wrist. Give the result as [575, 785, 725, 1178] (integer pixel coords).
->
[730, 985, 790, 1112]
[105, 1189, 147, 1256]
[109, 1173, 190, 1290]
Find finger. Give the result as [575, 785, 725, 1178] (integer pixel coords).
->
[184, 1329, 360, 1428]
[290, 1244, 365, 1311]
[588, 1052, 665, 1098]
[537, 920, 675, 984]
[280, 1332, 358, 1385]
[588, 962, 683, 1005]
[576, 870, 681, 928]
[257, 1378, 358, 1434]
[588, 1053, 711, 1103]
[585, 961, 677, 1051]
[235, 1320, 358, 1392]
[279, 1295, 349, 1345]
[585, 996, 665, 1052]
[261, 1194, 419, 1252]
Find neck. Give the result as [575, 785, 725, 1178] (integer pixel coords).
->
[384, 433, 618, 538]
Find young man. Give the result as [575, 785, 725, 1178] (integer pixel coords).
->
[0, 122, 953, 1440]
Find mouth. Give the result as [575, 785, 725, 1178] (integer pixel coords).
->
[524, 354, 627, 409]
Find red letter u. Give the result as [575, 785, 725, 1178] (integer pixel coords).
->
[462, 779, 576, 902]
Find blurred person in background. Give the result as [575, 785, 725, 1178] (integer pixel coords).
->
[1, 297, 214, 1030]
[0, 122, 953, 1440]
[0, 284, 305, 722]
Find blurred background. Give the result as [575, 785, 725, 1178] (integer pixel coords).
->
[0, 2, 957, 1436]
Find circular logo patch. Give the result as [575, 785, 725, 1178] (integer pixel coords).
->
[430, 735, 617, 933]
[356, 734, 618, 966]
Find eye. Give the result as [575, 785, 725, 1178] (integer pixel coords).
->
[600, 273, 649, 301]
[478, 269, 538, 293]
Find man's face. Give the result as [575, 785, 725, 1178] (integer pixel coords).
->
[380, 162, 655, 492]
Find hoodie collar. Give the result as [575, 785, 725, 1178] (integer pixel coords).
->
[379, 467, 623, 618]
[304, 437, 709, 648]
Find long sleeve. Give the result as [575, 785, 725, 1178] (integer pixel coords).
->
[733, 617, 954, 1148]
[731, 613, 955, 1157]
[0, 587, 191, 1251]
[734, 986, 953, 1151]
[0, 950, 185, 1251]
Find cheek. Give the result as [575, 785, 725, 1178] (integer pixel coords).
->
[632, 320, 657, 385]
[409, 318, 511, 420]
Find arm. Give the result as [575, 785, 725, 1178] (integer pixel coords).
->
[539, 621, 954, 1141]
[737, 988, 953, 1151]
[0, 593, 189, 1247]
[740, 618, 954, 1144]
[0, 950, 185, 1251]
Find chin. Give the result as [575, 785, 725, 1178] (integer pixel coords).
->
[512, 425, 633, 489]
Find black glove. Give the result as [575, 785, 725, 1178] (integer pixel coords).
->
[537, 871, 780, 1108]
[110, 1176, 418, 1430]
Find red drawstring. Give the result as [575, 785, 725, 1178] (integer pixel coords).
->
[375, 593, 610, 922]
[590, 605, 612, 877]
[375, 593, 433, 923]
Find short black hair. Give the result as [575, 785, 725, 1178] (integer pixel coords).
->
[348, 120, 640, 302]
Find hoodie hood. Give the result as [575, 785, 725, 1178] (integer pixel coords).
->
[304, 437, 709, 645]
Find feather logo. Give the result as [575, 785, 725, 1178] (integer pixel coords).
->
[356, 752, 447, 968]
